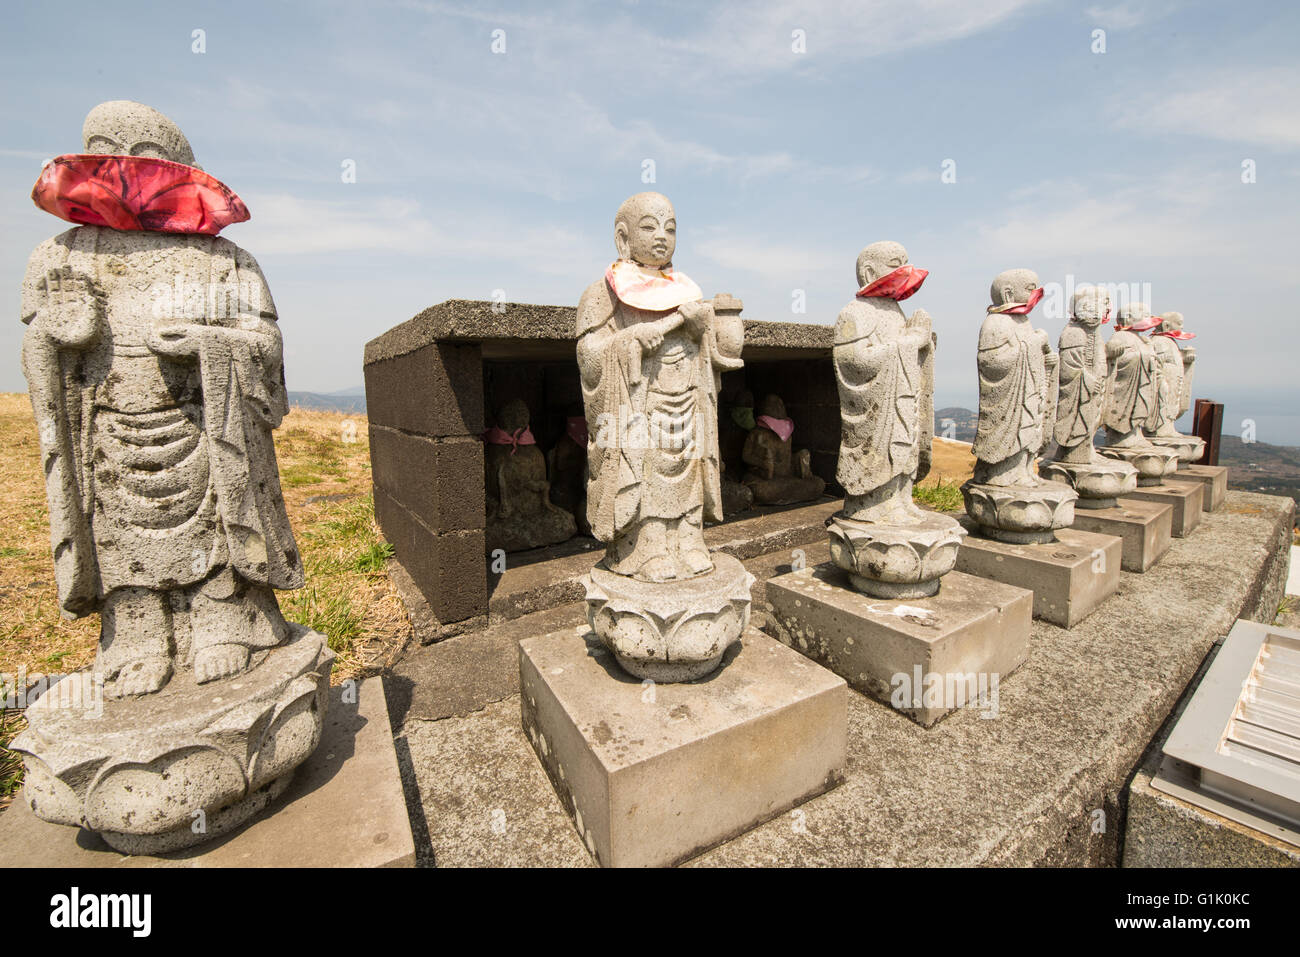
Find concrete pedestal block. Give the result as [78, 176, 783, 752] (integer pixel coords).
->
[1069, 499, 1173, 573]
[1175, 464, 1228, 512]
[0, 679, 415, 867]
[1121, 479, 1204, 538]
[953, 524, 1122, 627]
[519, 626, 846, 867]
[766, 565, 1031, 726]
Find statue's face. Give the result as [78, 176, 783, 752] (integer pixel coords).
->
[856, 241, 908, 286]
[1159, 311, 1184, 333]
[991, 269, 1039, 307]
[616, 195, 676, 268]
[1116, 302, 1151, 328]
[1072, 286, 1110, 327]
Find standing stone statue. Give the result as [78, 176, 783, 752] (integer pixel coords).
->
[1143, 311, 1205, 461]
[1039, 285, 1138, 507]
[11, 101, 332, 854]
[827, 241, 964, 596]
[575, 192, 753, 680]
[961, 268, 1077, 543]
[1096, 302, 1179, 484]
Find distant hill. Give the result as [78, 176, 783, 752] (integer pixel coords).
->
[287, 387, 367, 414]
[935, 407, 977, 442]
[1218, 434, 1300, 505]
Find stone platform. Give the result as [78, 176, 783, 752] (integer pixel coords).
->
[0, 678, 414, 867]
[1069, 499, 1173, 573]
[1175, 464, 1228, 512]
[765, 565, 1030, 726]
[519, 626, 846, 867]
[1122, 478, 1204, 538]
[953, 523, 1123, 627]
[388, 491, 1292, 866]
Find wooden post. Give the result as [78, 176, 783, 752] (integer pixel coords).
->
[1193, 398, 1223, 465]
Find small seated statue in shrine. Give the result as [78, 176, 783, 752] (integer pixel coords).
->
[484, 398, 576, 552]
[741, 394, 826, 505]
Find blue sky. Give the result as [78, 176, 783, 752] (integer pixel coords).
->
[2, 0, 1298, 439]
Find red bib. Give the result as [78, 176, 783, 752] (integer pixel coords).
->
[32, 154, 249, 235]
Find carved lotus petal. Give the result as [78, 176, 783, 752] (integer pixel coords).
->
[827, 514, 964, 586]
[961, 480, 1077, 534]
[84, 744, 248, 835]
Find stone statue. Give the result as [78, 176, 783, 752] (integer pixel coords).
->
[961, 268, 1077, 543]
[485, 398, 577, 552]
[1038, 285, 1138, 507]
[718, 388, 756, 516]
[741, 393, 826, 505]
[1096, 302, 1179, 484]
[1143, 311, 1205, 461]
[12, 101, 332, 854]
[826, 241, 965, 597]
[575, 192, 753, 680]
[547, 405, 591, 536]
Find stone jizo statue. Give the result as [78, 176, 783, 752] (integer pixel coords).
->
[741, 393, 826, 505]
[575, 193, 753, 680]
[826, 241, 964, 597]
[1038, 285, 1137, 507]
[12, 101, 332, 854]
[484, 398, 577, 552]
[1096, 302, 1179, 484]
[1143, 311, 1204, 461]
[962, 268, 1077, 542]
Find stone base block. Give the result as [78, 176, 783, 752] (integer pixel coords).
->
[1069, 499, 1173, 572]
[1121, 479, 1204, 537]
[519, 626, 846, 867]
[1098, 443, 1180, 486]
[583, 553, 756, 682]
[1175, 464, 1228, 512]
[953, 523, 1122, 627]
[960, 478, 1077, 543]
[1147, 431, 1207, 463]
[1038, 456, 1138, 509]
[0, 678, 415, 867]
[12, 626, 334, 855]
[765, 565, 1031, 726]
[826, 510, 966, 599]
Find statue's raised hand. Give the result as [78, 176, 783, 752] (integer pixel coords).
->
[37, 266, 102, 347]
[631, 322, 664, 350]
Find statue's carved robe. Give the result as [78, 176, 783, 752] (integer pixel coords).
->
[1149, 335, 1185, 434]
[1103, 329, 1159, 435]
[833, 299, 930, 495]
[1054, 322, 1105, 449]
[21, 225, 303, 619]
[575, 277, 742, 543]
[974, 314, 1047, 464]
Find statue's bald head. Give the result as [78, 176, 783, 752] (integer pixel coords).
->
[990, 268, 1039, 308]
[1115, 301, 1151, 328]
[855, 241, 908, 287]
[1157, 311, 1184, 334]
[82, 100, 197, 167]
[615, 192, 676, 267]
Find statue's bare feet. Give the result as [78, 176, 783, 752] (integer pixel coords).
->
[106, 656, 173, 698]
[682, 548, 713, 577]
[195, 643, 251, 684]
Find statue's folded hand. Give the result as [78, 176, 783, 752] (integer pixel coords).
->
[147, 320, 206, 359]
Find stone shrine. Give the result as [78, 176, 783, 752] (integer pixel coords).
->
[11, 101, 333, 854]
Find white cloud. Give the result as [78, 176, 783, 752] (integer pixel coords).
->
[1115, 66, 1300, 149]
[1083, 2, 1175, 30]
